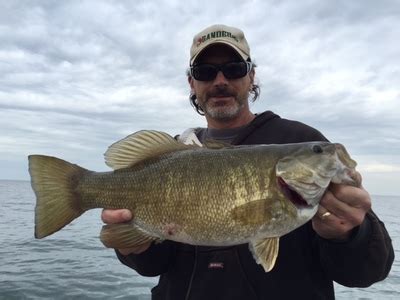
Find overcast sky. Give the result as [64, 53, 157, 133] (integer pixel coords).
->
[0, 0, 399, 196]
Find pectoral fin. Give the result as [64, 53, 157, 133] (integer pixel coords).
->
[100, 223, 160, 249]
[231, 199, 275, 225]
[249, 237, 280, 272]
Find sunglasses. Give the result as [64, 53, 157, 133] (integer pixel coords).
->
[190, 61, 253, 81]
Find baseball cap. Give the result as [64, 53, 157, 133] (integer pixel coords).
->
[190, 24, 251, 65]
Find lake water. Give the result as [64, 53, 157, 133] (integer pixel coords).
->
[0, 180, 399, 299]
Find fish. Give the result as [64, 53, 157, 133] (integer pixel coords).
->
[28, 130, 360, 272]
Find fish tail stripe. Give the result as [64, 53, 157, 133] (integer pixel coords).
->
[29, 155, 87, 238]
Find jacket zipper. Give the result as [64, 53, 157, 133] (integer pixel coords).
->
[184, 246, 198, 300]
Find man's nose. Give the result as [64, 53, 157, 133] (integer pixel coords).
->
[213, 71, 229, 86]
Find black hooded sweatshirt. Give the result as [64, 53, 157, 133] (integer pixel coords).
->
[116, 111, 394, 300]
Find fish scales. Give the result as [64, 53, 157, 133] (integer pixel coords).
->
[29, 130, 359, 271]
[76, 147, 280, 245]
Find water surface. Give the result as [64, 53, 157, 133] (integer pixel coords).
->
[0, 180, 398, 299]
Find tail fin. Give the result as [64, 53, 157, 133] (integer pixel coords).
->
[28, 155, 89, 239]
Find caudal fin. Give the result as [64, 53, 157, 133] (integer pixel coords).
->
[28, 155, 89, 238]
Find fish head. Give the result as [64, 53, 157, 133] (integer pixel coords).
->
[331, 143, 359, 186]
[276, 142, 358, 209]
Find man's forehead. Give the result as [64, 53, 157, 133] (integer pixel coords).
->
[195, 44, 241, 63]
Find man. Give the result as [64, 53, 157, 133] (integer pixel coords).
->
[102, 24, 394, 299]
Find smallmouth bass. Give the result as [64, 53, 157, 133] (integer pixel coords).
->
[29, 130, 359, 272]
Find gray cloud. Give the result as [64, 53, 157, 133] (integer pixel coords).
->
[0, 0, 399, 195]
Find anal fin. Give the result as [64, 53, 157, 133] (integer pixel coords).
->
[249, 237, 280, 272]
[100, 223, 160, 249]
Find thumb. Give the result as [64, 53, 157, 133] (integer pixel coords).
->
[101, 209, 132, 224]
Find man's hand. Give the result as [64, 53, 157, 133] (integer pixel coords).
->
[101, 209, 151, 255]
[312, 180, 371, 240]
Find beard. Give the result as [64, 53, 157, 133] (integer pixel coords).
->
[204, 100, 244, 120]
[199, 87, 248, 121]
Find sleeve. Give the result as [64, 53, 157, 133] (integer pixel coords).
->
[115, 240, 176, 277]
[317, 210, 394, 287]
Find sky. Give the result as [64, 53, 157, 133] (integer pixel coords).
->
[0, 0, 399, 196]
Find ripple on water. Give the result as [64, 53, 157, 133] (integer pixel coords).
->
[1, 182, 399, 299]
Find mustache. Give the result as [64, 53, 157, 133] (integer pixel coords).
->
[206, 87, 236, 99]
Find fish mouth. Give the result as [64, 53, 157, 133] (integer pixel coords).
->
[277, 177, 311, 209]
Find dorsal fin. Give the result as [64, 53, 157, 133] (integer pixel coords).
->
[104, 130, 199, 170]
[203, 139, 233, 149]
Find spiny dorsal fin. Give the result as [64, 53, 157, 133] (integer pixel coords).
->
[104, 130, 199, 170]
[203, 139, 234, 149]
[249, 237, 280, 272]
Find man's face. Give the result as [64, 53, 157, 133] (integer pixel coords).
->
[189, 45, 254, 122]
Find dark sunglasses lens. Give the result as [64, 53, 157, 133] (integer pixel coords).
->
[192, 62, 249, 81]
[222, 62, 248, 79]
[192, 65, 218, 81]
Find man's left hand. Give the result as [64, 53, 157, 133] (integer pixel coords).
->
[312, 181, 372, 240]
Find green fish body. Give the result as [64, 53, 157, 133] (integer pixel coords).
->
[29, 130, 359, 271]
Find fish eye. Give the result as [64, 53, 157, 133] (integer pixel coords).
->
[312, 145, 323, 154]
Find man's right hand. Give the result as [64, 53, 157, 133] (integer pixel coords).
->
[101, 209, 151, 255]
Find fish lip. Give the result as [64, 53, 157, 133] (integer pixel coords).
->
[277, 177, 311, 209]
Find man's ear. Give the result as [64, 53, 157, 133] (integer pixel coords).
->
[188, 75, 195, 89]
[249, 69, 255, 86]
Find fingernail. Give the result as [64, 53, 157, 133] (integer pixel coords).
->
[122, 210, 131, 221]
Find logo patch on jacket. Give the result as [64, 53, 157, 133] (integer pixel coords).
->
[208, 262, 224, 269]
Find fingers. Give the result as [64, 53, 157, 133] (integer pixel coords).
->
[100, 209, 148, 255]
[320, 191, 357, 220]
[316, 205, 332, 220]
[313, 202, 354, 239]
[328, 184, 371, 210]
[101, 209, 132, 224]
[351, 170, 363, 187]
[312, 183, 371, 240]
[321, 189, 369, 226]
[315, 204, 343, 226]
